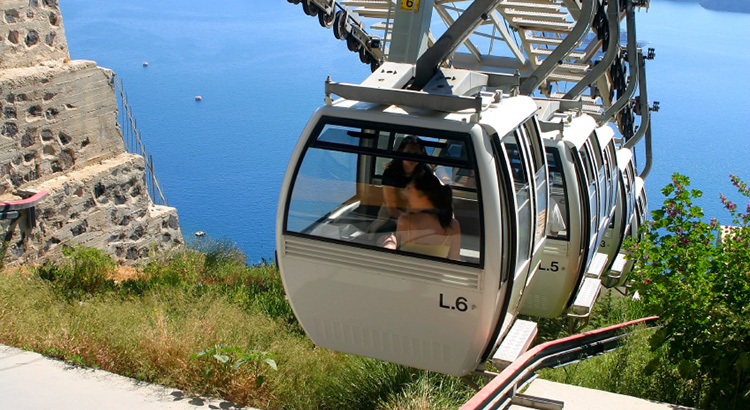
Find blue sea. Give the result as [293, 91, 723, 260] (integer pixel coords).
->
[59, 1, 750, 263]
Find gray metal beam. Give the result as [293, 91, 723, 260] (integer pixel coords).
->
[412, 0, 503, 90]
[519, 0, 597, 96]
[389, 0, 436, 63]
[326, 79, 483, 112]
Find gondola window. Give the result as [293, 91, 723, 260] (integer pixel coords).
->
[546, 149, 569, 239]
[285, 121, 482, 266]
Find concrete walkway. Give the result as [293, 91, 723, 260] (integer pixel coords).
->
[509, 379, 698, 410]
[2, 344, 698, 410]
[0, 344, 254, 410]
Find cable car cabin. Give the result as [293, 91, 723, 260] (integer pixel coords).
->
[276, 70, 549, 376]
[520, 114, 618, 319]
[599, 148, 638, 287]
[634, 177, 649, 240]
[608, 175, 648, 287]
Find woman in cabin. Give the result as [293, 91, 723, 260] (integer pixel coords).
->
[368, 136, 433, 233]
[381, 171, 461, 260]
[382, 136, 433, 219]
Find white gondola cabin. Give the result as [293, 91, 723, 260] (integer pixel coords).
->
[599, 148, 638, 287]
[276, 63, 549, 376]
[520, 111, 621, 319]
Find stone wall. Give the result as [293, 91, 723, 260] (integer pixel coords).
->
[0, 0, 68, 70]
[32, 153, 182, 263]
[0, 60, 125, 193]
[0, 0, 183, 266]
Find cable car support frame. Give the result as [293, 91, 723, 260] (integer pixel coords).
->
[290, 0, 657, 176]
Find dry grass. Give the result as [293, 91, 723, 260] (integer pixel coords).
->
[0, 245, 477, 409]
[110, 265, 141, 282]
[0, 271, 284, 407]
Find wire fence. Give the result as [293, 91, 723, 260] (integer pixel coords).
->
[113, 75, 169, 206]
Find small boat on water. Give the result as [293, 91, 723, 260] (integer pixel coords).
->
[195, 95, 202, 101]
[194, 231, 206, 237]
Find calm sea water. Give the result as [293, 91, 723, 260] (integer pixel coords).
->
[60, 1, 749, 263]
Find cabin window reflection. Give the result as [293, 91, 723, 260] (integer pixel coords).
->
[286, 148, 359, 235]
[546, 150, 569, 239]
[578, 144, 597, 189]
[285, 123, 482, 266]
[501, 132, 532, 264]
[521, 119, 548, 243]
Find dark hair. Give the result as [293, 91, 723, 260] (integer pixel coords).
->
[411, 171, 453, 229]
[387, 136, 427, 175]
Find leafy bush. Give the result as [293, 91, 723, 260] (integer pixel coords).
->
[627, 174, 750, 409]
[35, 245, 115, 299]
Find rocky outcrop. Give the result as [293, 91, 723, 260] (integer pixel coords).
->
[0, 0, 183, 265]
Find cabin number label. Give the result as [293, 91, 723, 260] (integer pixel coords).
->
[401, 0, 420, 12]
[439, 294, 469, 312]
[539, 261, 560, 272]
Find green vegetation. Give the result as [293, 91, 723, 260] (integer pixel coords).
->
[537, 294, 701, 406]
[0, 240, 476, 409]
[627, 174, 749, 409]
[540, 174, 750, 410]
[1, 174, 747, 409]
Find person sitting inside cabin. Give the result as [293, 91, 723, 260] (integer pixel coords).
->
[368, 136, 433, 233]
[380, 171, 461, 260]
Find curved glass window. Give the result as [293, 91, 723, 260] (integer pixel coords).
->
[500, 132, 531, 265]
[546, 149, 569, 239]
[285, 119, 482, 266]
[521, 118, 548, 244]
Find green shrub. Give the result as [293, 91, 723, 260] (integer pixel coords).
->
[627, 173, 750, 409]
[140, 247, 203, 289]
[34, 246, 115, 299]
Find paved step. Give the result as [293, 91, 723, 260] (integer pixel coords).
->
[570, 277, 601, 316]
[340, 0, 390, 8]
[546, 72, 586, 82]
[350, 8, 390, 19]
[524, 33, 565, 46]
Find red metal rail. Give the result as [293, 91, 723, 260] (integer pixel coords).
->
[0, 190, 49, 213]
[461, 316, 659, 410]
[1, 190, 49, 249]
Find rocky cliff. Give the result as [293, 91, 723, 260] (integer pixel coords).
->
[0, 0, 182, 265]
